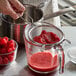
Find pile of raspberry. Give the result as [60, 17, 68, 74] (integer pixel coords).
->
[0, 37, 16, 65]
[33, 30, 60, 44]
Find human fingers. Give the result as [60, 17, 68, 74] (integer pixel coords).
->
[8, 0, 25, 13]
[0, 0, 19, 19]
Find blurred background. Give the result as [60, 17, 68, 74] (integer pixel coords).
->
[58, 0, 76, 26]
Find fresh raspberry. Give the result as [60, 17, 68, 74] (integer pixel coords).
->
[33, 36, 41, 43]
[7, 40, 15, 47]
[0, 38, 7, 45]
[1, 55, 6, 59]
[0, 36, 16, 65]
[8, 55, 14, 62]
[8, 43, 15, 48]
[50, 32, 56, 36]
[40, 30, 47, 36]
[42, 33, 51, 43]
[55, 37, 60, 42]
[0, 56, 2, 64]
[10, 52, 15, 56]
[8, 44, 15, 52]
[3, 57, 9, 64]
[50, 32, 57, 41]
[33, 31, 60, 44]
[12, 47, 15, 51]
[8, 40, 15, 44]
[3, 37, 8, 42]
[7, 48, 13, 53]
[0, 48, 6, 54]
[3, 44, 7, 49]
[40, 38, 47, 44]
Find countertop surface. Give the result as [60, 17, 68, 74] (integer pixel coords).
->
[0, 27, 76, 76]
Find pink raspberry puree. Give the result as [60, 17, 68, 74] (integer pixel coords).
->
[28, 51, 58, 72]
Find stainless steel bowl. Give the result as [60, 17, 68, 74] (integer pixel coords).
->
[1, 4, 43, 45]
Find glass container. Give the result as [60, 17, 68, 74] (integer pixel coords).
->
[24, 22, 70, 74]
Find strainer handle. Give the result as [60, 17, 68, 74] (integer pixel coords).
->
[59, 39, 71, 45]
[43, 6, 75, 20]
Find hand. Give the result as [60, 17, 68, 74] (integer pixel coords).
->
[0, 0, 25, 19]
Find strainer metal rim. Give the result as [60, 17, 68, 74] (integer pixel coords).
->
[1, 14, 30, 25]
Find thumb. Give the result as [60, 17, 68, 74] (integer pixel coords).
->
[0, 0, 19, 19]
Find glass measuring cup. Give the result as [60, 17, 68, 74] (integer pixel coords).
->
[24, 22, 70, 74]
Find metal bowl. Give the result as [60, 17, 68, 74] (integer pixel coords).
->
[1, 4, 43, 45]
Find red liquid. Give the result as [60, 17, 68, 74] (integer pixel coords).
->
[28, 51, 58, 72]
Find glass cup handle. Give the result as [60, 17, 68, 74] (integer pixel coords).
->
[58, 50, 64, 74]
[56, 46, 64, 74]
